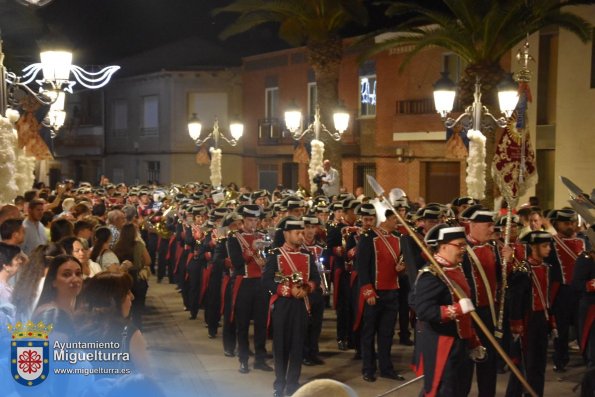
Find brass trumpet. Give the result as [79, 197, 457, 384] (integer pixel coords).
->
[274, 271, 304, 285]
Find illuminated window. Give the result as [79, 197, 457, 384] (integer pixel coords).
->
[359, 60, 376, 117]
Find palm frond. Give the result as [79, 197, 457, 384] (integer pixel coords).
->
[218, 11, 282, 40]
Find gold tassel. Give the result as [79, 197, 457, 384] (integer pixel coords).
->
[445, 131, 468, 159]
[195, 145, 210, 165]
[293, 141, 309, 164]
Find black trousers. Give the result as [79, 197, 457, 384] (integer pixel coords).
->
[156, 236, 170, 281]
[361, 289, 398, 375]
[272, 297, 308, 394]
[186, 257, 202, 318]
[206, 262, 224, 336]
[505, 311, 548, 397]
[166, 238, 177, 284]
[423, 337, 471, 397]
[235, 278, 268, 363]
[336, 270, 354, 344]
[222, 276, 237, 354]
[145, 231, 158, 274]
[461, 306, 498, 397]
[397, 274, 411, 342]
[304, 289, 324, 360]
[351, 277, 361, 353]
[176, 247, 190, 288]
[552, 284, 579, 369]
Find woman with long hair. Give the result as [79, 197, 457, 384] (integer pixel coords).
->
[76, 271, 152, 376]
[113, 223, 151, 329]
[90, 226, 120, 271]
[59, 236, 101, 278]
[33, 255, 83, 339]
[12, 243, 64, 322]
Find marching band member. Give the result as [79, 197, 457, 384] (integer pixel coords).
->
[547, 209, 587, 373]
[228, 205, 272, 373]
[263, 217, 320, 397]
[413, 224, 486, 396]
[505, 231, 556, 397]
[356, 208, 405, 382]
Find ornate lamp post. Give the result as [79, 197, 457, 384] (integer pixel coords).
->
[187, 114, 244, 188]
[284, 103, 349, 194]
[433, 73, 518, 199]
[4, 46, 120, 136]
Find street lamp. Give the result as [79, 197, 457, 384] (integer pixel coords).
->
[187, 114, 243, 148]
[432, 72, 519, 200]
[187, 114, 244, 188]
[2, 43, 120, 137]
[284, 103, 349, 141]
[433, 73, 519, 130]
[284, 102, 349, 195]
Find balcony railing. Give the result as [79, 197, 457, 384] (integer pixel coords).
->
[258, 118, 294, 145]
[258, 113, 360, 146]
[395, 97, 436, 115]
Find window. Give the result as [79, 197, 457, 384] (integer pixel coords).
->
[307, 82, 317, 123]
[265, 87, 279, 119]
[259, 164, 278, 191]
[354, 163, 376, 197]
[359, 75, 377, 117]
[141, 95, 159, 135]
[112, 99, 127, 135]
[442, 53, 466, 84]
[147, 161, 160, 184]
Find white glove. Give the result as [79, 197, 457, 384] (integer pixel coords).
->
[459, 298, 475, 314]
[469, 345, 487, 362]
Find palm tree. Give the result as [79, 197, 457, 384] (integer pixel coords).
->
[373, 0, 592, 205]
[213, 0, 369, 182]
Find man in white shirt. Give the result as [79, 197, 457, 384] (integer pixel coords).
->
[321, 160, 340, 197]
[21, 199, 48, 255]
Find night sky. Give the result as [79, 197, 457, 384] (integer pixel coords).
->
[0, 0, 394, 69]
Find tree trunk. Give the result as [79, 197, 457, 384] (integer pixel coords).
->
[459, 63, 506, 209]
[307, 36, 343, 186]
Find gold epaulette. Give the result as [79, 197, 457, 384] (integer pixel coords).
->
[418, 266, 437, 276]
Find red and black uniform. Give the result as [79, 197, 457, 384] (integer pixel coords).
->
[571, 251, 595, 395]
[186, 225, 205, 320]
[228, 230, 268, 366]
[505, 258, 555, 397]
[345, 227, 363, 357]
[356, 227, 401, 377]
[461, 236, 500, 397]
[138, 203, 158, 274]
[413, 255, 481, 397]
[548, 235, 586, 370]
[327, 221, 356, 348]
[302, 238, 326, 363]
[263, 244, 320, 396]
[201, 229, 220, 336]
[216, 232, 236, 355]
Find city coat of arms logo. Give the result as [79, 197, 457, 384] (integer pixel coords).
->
[8, 321, 53, 386]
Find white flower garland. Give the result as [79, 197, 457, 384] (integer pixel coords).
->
[209, 147, 222, 188]
[0, 113, 20, 204]
[466, 129, 486, 200]
[308, 139, 325, 194]
[14, 148, 36, 195]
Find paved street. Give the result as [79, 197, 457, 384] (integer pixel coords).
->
[142, 277, 585, 397]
